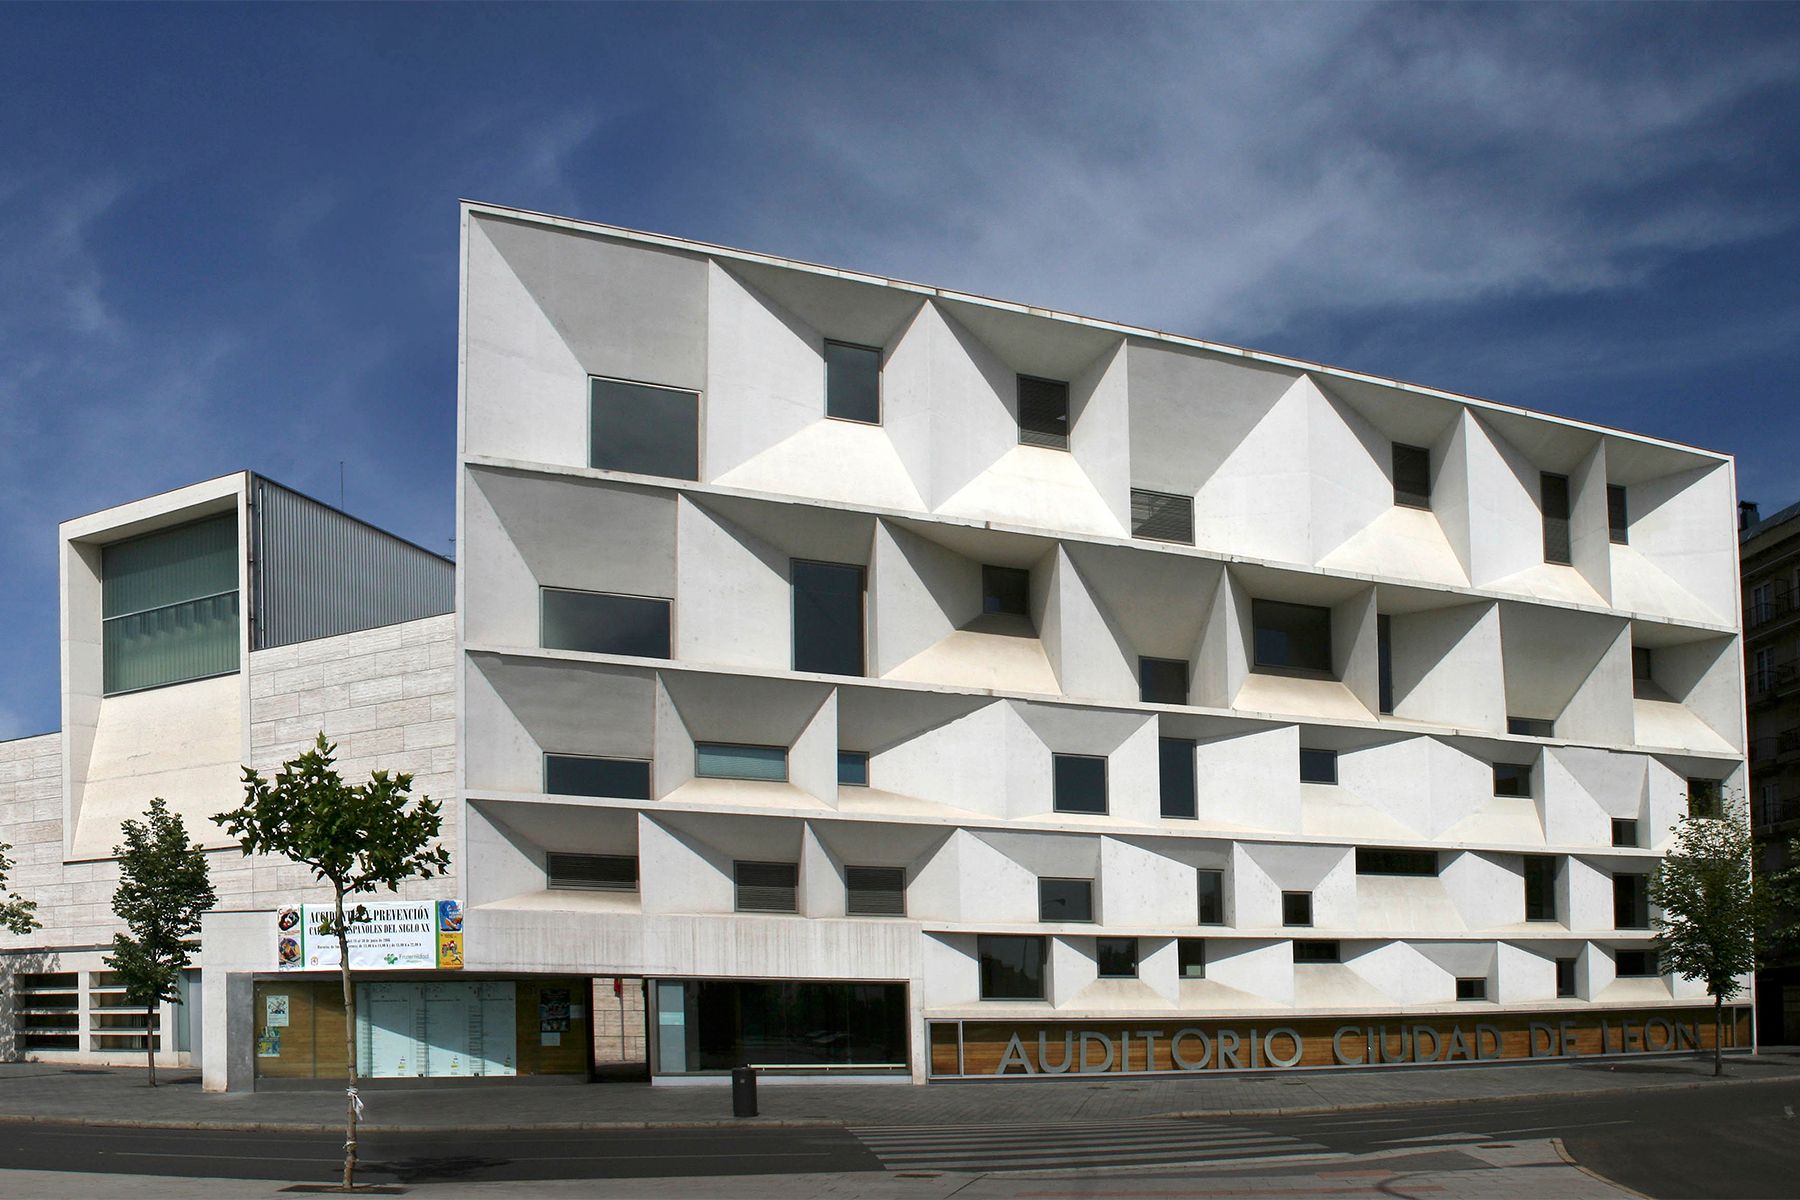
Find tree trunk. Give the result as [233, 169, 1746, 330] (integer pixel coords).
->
[1714, 993, 1723, 1078]
[146, 997, 156, 1087]
[336, 890, 358, 1190]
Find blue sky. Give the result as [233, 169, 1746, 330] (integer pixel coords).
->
[2, 3, 1799, 738]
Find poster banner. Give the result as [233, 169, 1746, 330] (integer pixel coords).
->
[275, 901, 464, 971]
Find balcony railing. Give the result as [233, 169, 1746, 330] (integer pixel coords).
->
[1749, 658, 1800, 700]
[1755, 794, 1800, 830]
[1748, 585, 1799, 630]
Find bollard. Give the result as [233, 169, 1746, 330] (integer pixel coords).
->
[732, 1065, 758, 1117]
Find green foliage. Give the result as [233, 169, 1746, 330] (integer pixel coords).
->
[0, 841, 38, 936]
[1758, 834, 1800, 967]
[105, 798, 217, 1007]
[1648, 799, 1760, 1004]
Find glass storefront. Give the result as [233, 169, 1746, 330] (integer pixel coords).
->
[653, 979, 907, 1074]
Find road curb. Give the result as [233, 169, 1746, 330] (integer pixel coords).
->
[1553, 1136, 1654, 1199]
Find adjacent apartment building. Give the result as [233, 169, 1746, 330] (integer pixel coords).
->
[2, 203, 1753, 1088]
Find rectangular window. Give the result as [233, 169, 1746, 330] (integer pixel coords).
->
[1252, 599, 1333, 675]
[837, 751, 869, 787]
[1392, 443, 1432, 508]
[1608, 485, 1629, 545]
[696, 743, 788, 782]
[1555, 957, 1578, 998]
[1282, 891, 1313, 927]
[845, 866, 905, 916]
[791, 560, 865, 676]
[1377, 613, 1394, 714]
[1038, 878, 1094, 923]
[1523, 855, 1557, 922]
[1687, 778, 1722, 819]
[1455, 977, 1488, 1001]
[1541, 472, 1572, 564]
[981, 565, 1031, 617]
[1493, 762, 1532, 797]
[824, 341, 881, 424]
[541, 588, 670, 658]
[1613, 874, 1650, 929]
[979, 935, 1047, 1000]
[1095, 938, 1139, 979]
[1129, 488, 1194, 544]
[1196, 869, 1226, 925]
[1178, 938, 1207, 979]
[1615, 949, 1659, 978]
[543, 754, 652, 800]
[1159, 738, 1197, 819]
[546, 852, 638, 892]
[101, 513, 241, 695]
[590, 377, 699, 480]
[1508, 716, 1555, 738]
[1016, 375, 1070, 449]
[1611, 818, 1639, 847]
[1052, 754, 1108, 815]
[1139, 657, 1189, 705]
[1299, 748, 1338, 785]
[1355, 848, 1439, 876]
[734, 861, 799, 913]
[1294, 940, 1340, 964]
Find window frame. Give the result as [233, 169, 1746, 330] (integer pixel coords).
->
[1293, 939, 1341, 964]
[694, 742, 790, 782]
[1455, 977, 1489, 1002]
[733, 860, 800, 914]
[1177, 937, 1207, 979]
[1196, 868, 1226, 926]
[1299, 748, 1339, 785]
[1138, 656, 1190, 705]
[1129, 488, 1195, 544]
[845, 865, 906, 916]
[822, 339, 883, 426]
[1251, 599, 1335, 677]
[1052, 753, 1109, 815]
[790, 558, 867, 677]
[1614, 948, 1660, 978]
[588, 374, 701, 481]
[546, 852, 639, 892]
[1377, 613, 1395, 715]
[1508, 716, 1556, 738]
[1015, 374, 1071, 449]
[1611, 818, 1639, 848]
[1541, 471, 1572, 565]
[1281, 890, 1314, 928]
[978, 934, 1048, 1000]
[1492, 762, 1532, 798]
[1095, 937, 1141, 979]
[1391, 442, 1432, 509]
[1613, 873, 1651, 930]
[1038, 877, 1096, 924]
[837, 750, 870, 787]
[981, 564, 1032, 618]
[1523, 855, 1558, 922]
[1607, 484, 1629, 545]
[543, 752, 654, 800]
[1354, 848, 1440, 877]
[1555, 956, 1579, 998]
[539, 586, 672, 659]
[1159, 737, 1198, 820]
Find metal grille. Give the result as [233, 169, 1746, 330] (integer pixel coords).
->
[1016, 375, 1069, 449]
[846, 866, 906, 916]
[546, 853, 638, 891]
[734, 861, 799, 913]
[1129, 488, 1194, 543]
[1391, 444, 1431, 508]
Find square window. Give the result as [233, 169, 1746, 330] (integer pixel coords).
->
[1282, 891, 1313, 927]
[1455, 977, 1488, 1001]
[1053, 754, 1108, 815]
[791, 560, 865, 676]
[1196, 869, 1225, 925]
[590, 377, 699, 480]
[1608, 485, 1629, 545]
[544, 754, 652, 800]
[1615, 949, 1659, 978]
[1252, 600, 1333, 675]
[1159, 738, 1197, 819]
[1095, 938, 1140, 979]
[1541, 472, 1572, 565]
[1493, 762, 1532, 797]
[1294, 939, 1340, 964]
[1392, 443, 1432, 508]
[824, 341, 881, 424]
[837, 751, 869, 787]
[1038, 878, 1094, 923]
[846, 865, 905, 916]
[1523, 855, 1558, 922]
[1614, 874, 1650, 929]
[1177, 938, 1207, 979]
[982, 565, 1031, 617]
[1139, 657, 1189, 705]
[1299, 748, 1338, 785]
[979, 935, 1047, 999]
[1687, 778, 1722, 819]
[696, 743, 788, 782]
[1611, 818, 1639, 847]
[1555, 957, 1578, 998]
[1129, 488, 1194, 544]
[1508, 716, 1555, 738]
[547, 853, 638, 892]
[541, 588, 671, 658]
[1017, 375, 1070, 449]
[734, 861, 798, 913]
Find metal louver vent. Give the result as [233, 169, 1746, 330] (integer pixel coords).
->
[1129, 489, 1194, 544]
[547, 853, 638, 891]
[846, 866, 906, 916]
[734, 861, 799, 913]
[1016, 375, 1070, 449]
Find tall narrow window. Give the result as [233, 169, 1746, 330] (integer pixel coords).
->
[590, 377, 699, 481]
[1607, 485, 1629, 545]
[1052, 754, 1108, 814]
[101, 513, 240, 695]
[734, 861, 799, 913]
[541, 588, 670, 658]
[824, 341, 882, 424]
[981, 565, 1031, 617]
[1252, 600, 1333, 675]
[1555, 957, 1578, 997]
[1632, 646, 1655, 698]
[1377, 613, 1394, 715]
[1541, 472, 1572, 564]
[544, 754, 652, 800]
[1139, 657, 1189, 705]
[1016, 375, 1070, 449]
[1159, 737, 1197, 819]
[1613, 874, 1650, 929]
[979, 935, 1047, 1000]
[791, 560, 865, 676]
[1130, 488, 1194, 543]
[1178, 938, 1207, 979]
[1392, 443, 1432, 508]
[1038, 878, 1094, 923]
[1523, 855, 1558, 922]
[1196, 869, 1225, 925]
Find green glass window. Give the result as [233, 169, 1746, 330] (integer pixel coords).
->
[101, 514, 240, 694]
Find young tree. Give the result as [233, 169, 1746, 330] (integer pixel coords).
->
[0, 841, 39, 935]
[214, 733, 448, 1192]
[1648, 797, 1760, 1077]
[105, 797, 216, 1086]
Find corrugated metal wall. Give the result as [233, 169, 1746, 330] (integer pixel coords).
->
[250, 476, 453, 651]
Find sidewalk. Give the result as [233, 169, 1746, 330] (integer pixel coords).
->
[2, 1050, 1797, 1132]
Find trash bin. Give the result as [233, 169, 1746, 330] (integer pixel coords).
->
[732, 1065, 758, 1118]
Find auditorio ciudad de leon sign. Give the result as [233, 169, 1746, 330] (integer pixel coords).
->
[928, 1008, 1751, 1078]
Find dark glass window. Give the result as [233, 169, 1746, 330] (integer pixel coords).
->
[1687, 778, 1722, 819]
[734, 861, 799, 913]
[845, 866, 905, 916]
[824, 341, 881, 424]
[101, 512, 240, 695]
[1555, 957, 1578, 997]
[1615, 949, 1659, 978]
[1299, 748, 1338, 784]
[546, 853, 637, 891]
[1608, 485, 1629, 545]
[1096, 938, 1139, 979]
[979, 935, 1047, 1000]
[1377, 613, 1394, 714]
[1541, 472, 1572, 564]
[1455, 977, 1488, 1001]
[1130, 488, 1194, 544]
[1038, 878, 1094, 923]
[670, 979, 907, 1071]
[1178, 938, 1206, 979]
[1282, 891, 1313, 927]
[1493, 763, 1532, 797]
[541, 588, 670, 657]
[1633, 646, 1654, 688]
[1392, 443, 1432, 508]
[590, 377, 699, 480]
[1252, 600, 1333, 674]
[1524, 855, 1557, 922]
[1159, 738, 1197, 819]
[544, 754, 652, 800]
[837, 751, 869, 787]
[696, 743, 788, 781]
[792, 560, 865, 676]
[1196, 869, 1225, 925]
[982, 565, 1031, 617]
[1611, 818, 1639, 847]
[1614, 874, 1649, 929]
[1139, 657, 1189, 705]
[1016, 375, 1070, 449]
[1294, 939, 1340, 964]
[1053, 754, 1108, 814]
[1355, 848, 1439, 876]
[1508, 716, 1555, 738]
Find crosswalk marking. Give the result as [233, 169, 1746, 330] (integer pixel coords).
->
[850, 1118, 1328, 1173]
